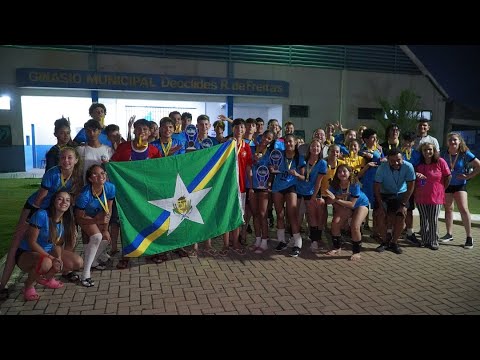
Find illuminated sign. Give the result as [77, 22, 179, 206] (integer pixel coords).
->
[16, 68, 289, 97]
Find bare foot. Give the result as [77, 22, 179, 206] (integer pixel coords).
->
[325, 249, 341, 256]
[349, 253, 361, 261]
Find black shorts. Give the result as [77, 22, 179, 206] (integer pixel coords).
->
[278, 186, 296, 195]
[445, 184, 467, 193]
[253, 188, 269, 193]
[15, 248, 27, 265]
[23, 201, 40, 222]
[407, 197, 415, 211]
[110, 199, 120, 225]
[297, 194, 312, 201]
[381, 194, 403, 214]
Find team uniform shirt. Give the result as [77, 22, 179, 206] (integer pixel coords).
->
[441, 150, 476, 186]
[151, 137, 186, 157]
[375, 161, 416, 195]
[338, 143, 350, 156]
[272, 153, 306, 192]
[414, 135, 440, 152]
[343, 154, 366, 177]
[296, 159, 328, 196]
[359, 145, 383, 205]
[75, 181, 116, 217]
[320, 159, 345, 196]
[111, 141, 161, 162]
[415, 158, 451, 205]
[235, 140, 253, 193]
[77, 144, 114, 182]
[19, 209, 62, 253]
[27, 166, 74, 209]
[401, 148, 421, 167]
[74, 128, 112, 147]
[328, 182, 370, 209]
[193, 136, 219, 150]
[244, 139, 256, 189]
[172, 131, 187, 144]
[273, 139, 285, 151]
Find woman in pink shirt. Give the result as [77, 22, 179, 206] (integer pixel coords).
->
[415, 143, 451, 250]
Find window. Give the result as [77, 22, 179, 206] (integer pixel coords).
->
[289, 105, 309, 118]
[0, 96, 11, 110]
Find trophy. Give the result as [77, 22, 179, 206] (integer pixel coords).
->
[269, 149, 283, 174]
[256, 165, 270, 189]
[201, 138, 214, 149]
[185, 124, 198, 150]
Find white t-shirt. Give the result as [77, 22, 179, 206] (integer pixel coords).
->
[77, 144, 114, 182]
[415, 134, 440, 152]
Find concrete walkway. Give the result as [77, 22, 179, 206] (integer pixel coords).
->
[1, 215, 479, 315]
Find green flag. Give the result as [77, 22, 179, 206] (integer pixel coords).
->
[106, 140, 243, 257]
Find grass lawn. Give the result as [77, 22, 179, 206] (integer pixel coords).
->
[0, 179, 41, 259]
[0, 176, 479, 259]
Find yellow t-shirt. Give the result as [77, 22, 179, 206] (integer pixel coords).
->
[343, 155, 365, 177]
[320, 159, 345, 196]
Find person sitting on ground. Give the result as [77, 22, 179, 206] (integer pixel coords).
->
[15, 191, 83, 301]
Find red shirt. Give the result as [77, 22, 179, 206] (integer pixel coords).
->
[236, 139, 253, 193]
[111, 141, 161, 162]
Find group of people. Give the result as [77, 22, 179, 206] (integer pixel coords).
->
[0, 103, 478, 302]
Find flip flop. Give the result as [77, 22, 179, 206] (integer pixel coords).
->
[204, 248, 217, 256]
[37, 277, 64, 289]
[22, 287, 40, 301]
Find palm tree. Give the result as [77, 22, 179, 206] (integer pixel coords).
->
[374, 89, 423, 140]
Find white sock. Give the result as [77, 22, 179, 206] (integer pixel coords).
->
[277, 228, 285, 243]
[293, 233, 302, 248]
[82, 233, 103, 280]
[255, 237, 262, 247]
[260, 238, 268, 249]
[407, 228, 413, 236]
[93, 240, 109, 264]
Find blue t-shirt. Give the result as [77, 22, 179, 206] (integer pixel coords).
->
[27, 166, 74, 209]
[402, 148, 421, 167]
[193, 136, 219, 150]
[271, 153, 306, 192]
[172, 131, 187, 144]
[74, 128, 112, 147]
[329, 182, 369, 209]
[296, 159, 328, 196]
[375, 161, 416, 195]
[19, 209, 62, 253]
[151, 137, 186, 156]
[441, 150, 476, 186]
[75, 182, 116, 217]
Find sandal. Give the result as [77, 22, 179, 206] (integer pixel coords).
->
[232, 247, 246, 256]
[218, 247, 229, 257]
[204, 248, 217, 256]
[149, 253, 168, 264]
[116, 258, 130, 269]
[61, 272, 80, 283]
[37, 277, 64, 289]
[188, 249, 198, 257]
[173, 248, 189, 258]
[81, 278, 95, 287]
[22, 287, 40, 301]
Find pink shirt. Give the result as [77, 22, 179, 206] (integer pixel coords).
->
[414, 158, 451, 205]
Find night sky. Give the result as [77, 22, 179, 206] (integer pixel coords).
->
[408, 45, 480, 110]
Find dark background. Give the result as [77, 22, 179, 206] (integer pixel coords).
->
[408, 45, 480, 110]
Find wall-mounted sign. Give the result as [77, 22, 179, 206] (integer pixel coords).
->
[16, 68, 289, 98]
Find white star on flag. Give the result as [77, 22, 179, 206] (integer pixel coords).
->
[148, 174, 211, 235]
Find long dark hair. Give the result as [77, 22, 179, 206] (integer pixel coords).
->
[330, 164, 358, 190]
[47, 191, 75, 247]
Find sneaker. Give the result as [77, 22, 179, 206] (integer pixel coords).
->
[275, 241, 288, 252]
[389, 243, 403, 254]
[405, 234, 420, 246]
[428, 244, 439, 250]
[287, 237, 295, 247]
[439, 233, 453, 243]
[464, 237, 473, 249]
[310, 241, 319, 253]
[289, 246, 301, 257]
[375, 243, 388, 252]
